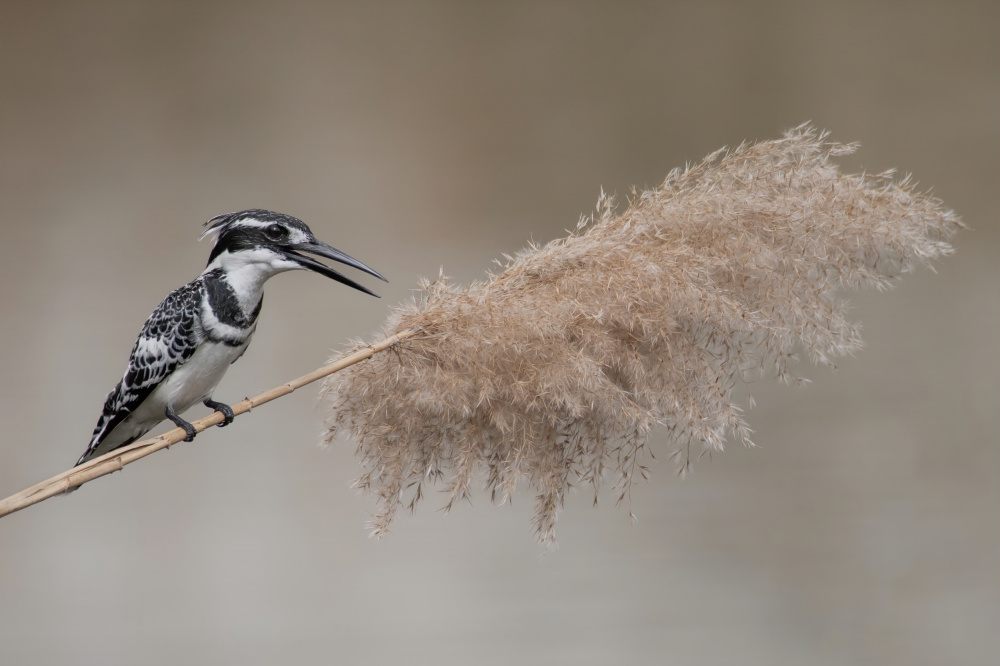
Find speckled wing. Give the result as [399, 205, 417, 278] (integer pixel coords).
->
[77, 280, 205, 465]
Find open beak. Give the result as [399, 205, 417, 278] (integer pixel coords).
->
[282, 239, 387, 297]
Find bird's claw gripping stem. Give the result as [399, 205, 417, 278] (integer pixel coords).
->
[165, 405, 197, 442]
[203, 398, 235, 427]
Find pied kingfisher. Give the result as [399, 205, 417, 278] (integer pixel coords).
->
[75, 209, 385, 467]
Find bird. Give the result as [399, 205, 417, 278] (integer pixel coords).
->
[74, 209, 386, 467]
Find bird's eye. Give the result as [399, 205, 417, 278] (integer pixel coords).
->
[264, 224, 287, 241]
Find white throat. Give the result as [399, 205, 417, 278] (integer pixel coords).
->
[204, 248, 300, 312]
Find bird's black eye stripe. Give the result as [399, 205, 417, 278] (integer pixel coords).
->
[264, 223, 287, 241]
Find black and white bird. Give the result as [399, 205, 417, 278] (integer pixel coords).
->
[75, 209, 385, 467]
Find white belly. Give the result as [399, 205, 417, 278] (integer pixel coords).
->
[153, 340, 244, 411]
[93, 340, 248, 455]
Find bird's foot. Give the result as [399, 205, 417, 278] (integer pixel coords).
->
[204, 398, 235, 427]
[165, 406, 197, 442]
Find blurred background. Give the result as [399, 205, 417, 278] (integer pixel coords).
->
[0, 2, 996, 664]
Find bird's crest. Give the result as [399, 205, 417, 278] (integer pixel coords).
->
[199, 209, 306, 243]
[199, 211, 241, 242]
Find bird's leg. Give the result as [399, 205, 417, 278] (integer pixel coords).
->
[203, 398, 235, 427]
[165, 405, 197, 442]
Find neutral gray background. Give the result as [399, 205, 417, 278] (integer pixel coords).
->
[1, 2, 996, 664]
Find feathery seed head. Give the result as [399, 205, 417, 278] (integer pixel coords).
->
[323, 124, 963, 546]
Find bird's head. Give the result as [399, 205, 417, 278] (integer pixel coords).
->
[200, 209, 386, 297]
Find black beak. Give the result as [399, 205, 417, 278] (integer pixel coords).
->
[283, 239, 387, 297]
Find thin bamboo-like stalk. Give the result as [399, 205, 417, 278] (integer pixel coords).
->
[0, 328, 418, 520]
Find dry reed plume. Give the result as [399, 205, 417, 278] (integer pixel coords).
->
[323, 125, 962, 545]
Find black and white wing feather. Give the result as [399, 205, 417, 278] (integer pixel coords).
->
[77, 281, 205, 465]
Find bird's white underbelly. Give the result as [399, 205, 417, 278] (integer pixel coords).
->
[107, 340, 247, 447]
[156, 341, 244, 410]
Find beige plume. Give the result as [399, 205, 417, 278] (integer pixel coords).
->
[323, 124, 963, 546]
